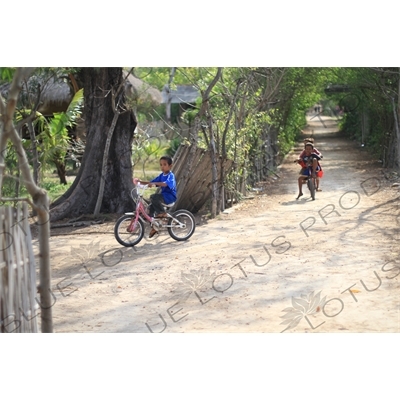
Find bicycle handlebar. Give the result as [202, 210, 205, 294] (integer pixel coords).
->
[131, 183, 150, 202]
[135, 184, 149, 195]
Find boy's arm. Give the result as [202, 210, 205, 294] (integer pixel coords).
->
[164, 173, 177, 189]
[133, 178, 167, 187]
[141, 173, 174, 188]
[311, 153, 321, 161]
[294, 150, 305, 163]
[314, 148, 323, 157]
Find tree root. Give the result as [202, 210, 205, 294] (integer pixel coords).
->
[50, 220, 104, 229]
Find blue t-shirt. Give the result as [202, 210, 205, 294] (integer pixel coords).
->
[151, 171, 177, 204]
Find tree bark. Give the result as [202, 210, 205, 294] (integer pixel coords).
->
[54, 159, 67, 185]
[165, 67, 176, 123]
[397, 67, 400, 169]
[50, 68, 137, 221]
[27, 120, 41, 185]
[208, 112, 218, 218]
[93, 110, 119, 216]
[218, 79, 242, 211]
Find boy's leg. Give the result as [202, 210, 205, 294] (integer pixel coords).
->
[149, 193, 165, 217]
[316, 166, 322, 191]
[316, 177, 321, 191]
[299, 168, 307, 184]
[297, 175, 306, 199]
[149, 193, 165, 238]
[312, 159, 318, 175]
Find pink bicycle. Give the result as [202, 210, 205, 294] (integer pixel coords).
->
[114, 184, 196, 247]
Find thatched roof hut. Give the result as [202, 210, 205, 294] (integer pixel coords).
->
[0, 77, 71, 116]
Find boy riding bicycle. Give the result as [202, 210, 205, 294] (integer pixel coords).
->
[133, 155, 177, 238]
[298, 138, 323, 191]
[295, 142, 321, 200]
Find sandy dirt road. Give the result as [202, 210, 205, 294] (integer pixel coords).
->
[35, 116, 400, 333]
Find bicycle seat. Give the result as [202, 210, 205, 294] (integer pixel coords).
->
[161, 202, 175, 208]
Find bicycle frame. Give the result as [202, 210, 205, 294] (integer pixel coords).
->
[126, 185, 185, 232]
[305, 166, 317, 185]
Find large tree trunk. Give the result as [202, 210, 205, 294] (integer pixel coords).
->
[50, 68, 137, 221]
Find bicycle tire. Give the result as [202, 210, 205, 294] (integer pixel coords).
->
[167, 210, 196, 241]
[114, 215, 145, 247]
[307, 178, 315, 200]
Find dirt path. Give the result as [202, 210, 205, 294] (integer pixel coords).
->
[35, 116, 400, 333]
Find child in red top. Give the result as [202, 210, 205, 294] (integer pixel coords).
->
[299, 138, 323, 191]
[295, 142, 322, 199]
[299, 138, 323, 159]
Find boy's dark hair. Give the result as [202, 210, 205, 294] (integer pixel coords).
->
[160, 155, 173, 165]
[305, 142, 314, 149]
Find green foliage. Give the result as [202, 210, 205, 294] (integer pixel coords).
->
[3, 68, 84, 171]
[36, 88, 84, 170]
[3, 141, 19, 172]
[1, 138, 32, 201]
[133, 135, 168, 159]
[132, 131, 169, 178]
[274, 68, 336, 145]
[0, 67, 16, 82]
[0, 173, 72, 203]
[134, 67, 400, 189]
[181, 97, 201, 125]
[325, 67, 399, 165]
[41, 178, 73, 201]
[134, 67, 218, 92]
[133, 67, 170, 90]
[166, 137, 183, 157]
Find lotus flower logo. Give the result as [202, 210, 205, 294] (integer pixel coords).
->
[70, 240, 102, 266]
[69, 240, 104, 278]
[171, 267, 216, 303]
[280, 290, 326, 332]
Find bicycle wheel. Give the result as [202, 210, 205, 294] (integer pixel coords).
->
[114, 215, 145, 247]
[307, 178, 315, 200]
[167, 210, 196, 241]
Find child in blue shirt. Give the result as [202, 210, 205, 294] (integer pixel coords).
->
[134, 155, 177, 238]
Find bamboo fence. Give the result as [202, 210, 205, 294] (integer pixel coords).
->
[0, 203, 38, 333]
[172, 144, 234, 213]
